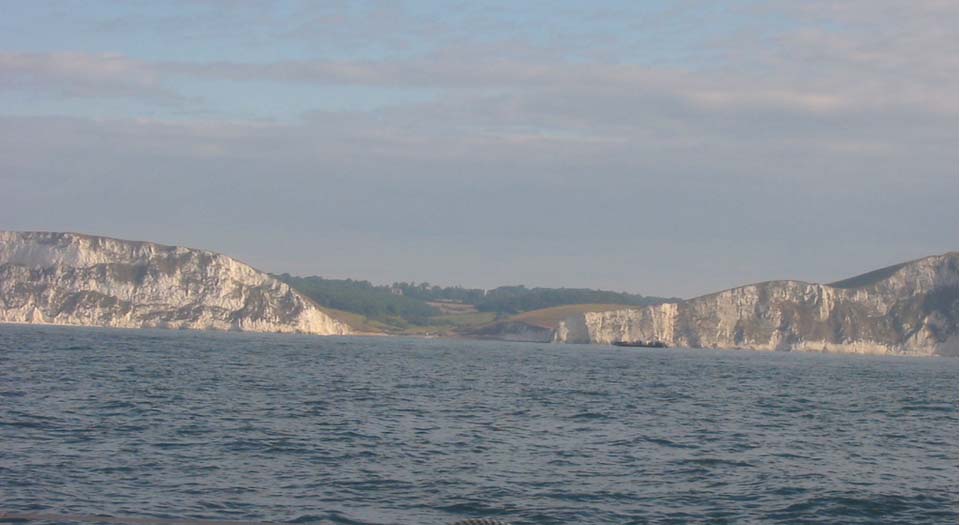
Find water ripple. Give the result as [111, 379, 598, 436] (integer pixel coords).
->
[0, 325, 957, 524]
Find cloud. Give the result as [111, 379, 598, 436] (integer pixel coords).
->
[3, 42, 952, 125]
[2, 0, 954, 111]
[1, 0, 956, 122]
[1, 110, 955, 296]
[0, 51, 190, 104]
[0, 0, 955, 294]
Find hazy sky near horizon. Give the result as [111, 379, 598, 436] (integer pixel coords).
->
[2, 0, 957, 297]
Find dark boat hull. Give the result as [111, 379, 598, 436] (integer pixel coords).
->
[611, 341, 668, 348]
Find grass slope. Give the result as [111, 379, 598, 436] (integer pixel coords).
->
[507, 304, 633, 328]
[827, 261, 911, 289]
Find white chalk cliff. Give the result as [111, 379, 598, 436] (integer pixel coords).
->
[554, 253, 958, 356]
[0, 231, 351, 335]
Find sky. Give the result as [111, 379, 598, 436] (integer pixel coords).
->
[1, 0, 957, 298]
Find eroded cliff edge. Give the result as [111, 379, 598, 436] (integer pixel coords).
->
[0, 231, 351, 335]
[554, 253, 958, 356]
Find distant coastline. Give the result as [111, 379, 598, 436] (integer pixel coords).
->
[1, 231, 956, 356]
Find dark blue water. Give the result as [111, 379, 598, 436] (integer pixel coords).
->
[1, 325, 956, 524]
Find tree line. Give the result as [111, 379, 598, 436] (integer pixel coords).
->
[275, 274, 678, 326]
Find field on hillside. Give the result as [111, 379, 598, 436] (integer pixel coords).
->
[322, 303, 643, 336]
[508, 304, 634, 328]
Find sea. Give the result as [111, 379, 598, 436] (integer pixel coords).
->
[1, 325, 957, 525]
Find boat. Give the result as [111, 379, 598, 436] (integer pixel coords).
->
[611, 340, 668, 348]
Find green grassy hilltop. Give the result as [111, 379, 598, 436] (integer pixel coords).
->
[274, 273, 677, 335]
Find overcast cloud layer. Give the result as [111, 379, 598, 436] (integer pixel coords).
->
[1, 0, 957, 297]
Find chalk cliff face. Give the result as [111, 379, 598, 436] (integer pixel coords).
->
[0, 231, 350, 335]
[555, 253, 958, 356]
[469, 320, 557, 343]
